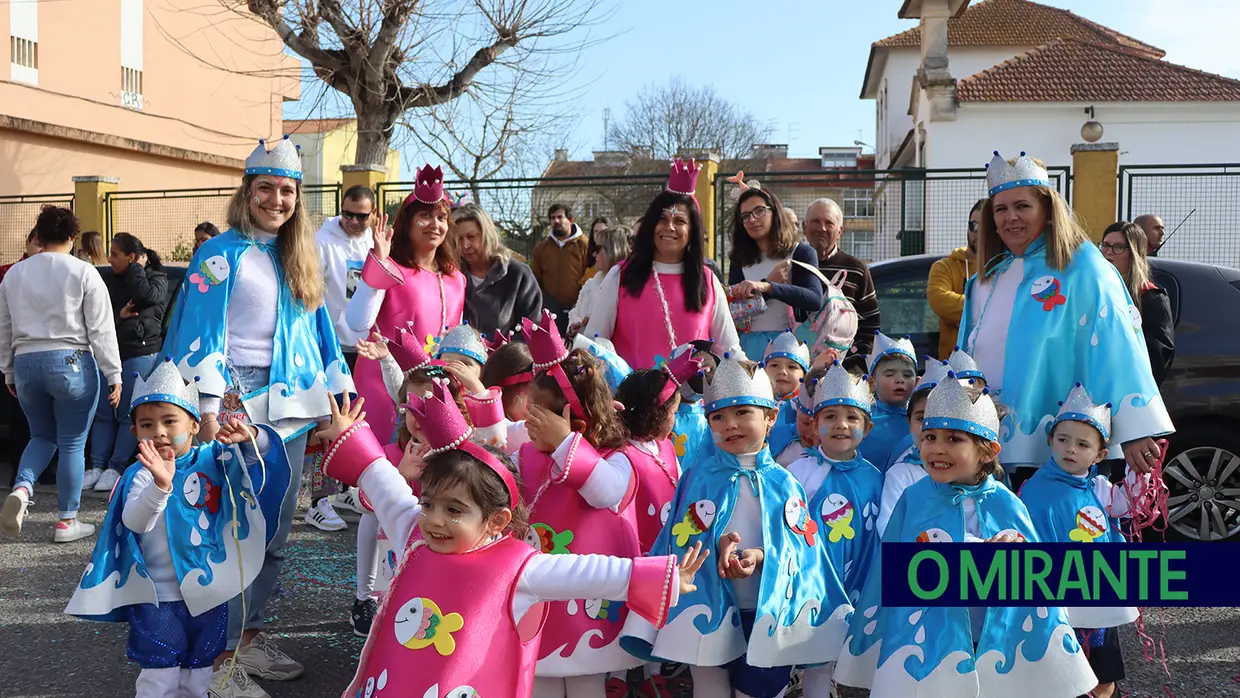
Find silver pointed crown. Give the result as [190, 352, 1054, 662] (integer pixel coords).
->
[916, 356, 953, 392]
[797, 377, 817, 416]
[985, 150, 1049, 198]
[866, 331, 916, 374]
[703, 355, 776, 414]
[245, 136, 303, 180]
[130, 357, 200, 420]
[946, 345, 984, 381]
[1050, 383, 1112, 442]
[435, 323, 488, 364]
[922, 372, 999, 442]
[762, 330, 810, 371]
[813, 361, 873, 415]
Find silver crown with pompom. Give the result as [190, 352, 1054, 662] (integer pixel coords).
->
[797, 377, 816, 416]
[916, 357, 953, 393]
[130, 357, 201, 420]
[866, 331, 916, 374]
[763, 330, 810, 371]
[1050, 383, 1112, 442]
[435, 323, 488, 364]
[245, 136, 303, 180]
[945, 346, 984, 381]
[703, 355, 776, 414]
[922, 372, 999, 442]
[813, 361, 873, 415]
[985, 150, 1049, 197]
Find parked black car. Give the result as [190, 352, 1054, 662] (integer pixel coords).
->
[870, 254, 1240, 542]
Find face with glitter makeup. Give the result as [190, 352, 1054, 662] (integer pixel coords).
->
[653, 204, 691, 263]
[815, 405, 870, 460]
[417, 481, 511, 554]
[132, 402, 201, 460]
[709, 404, 777, 455]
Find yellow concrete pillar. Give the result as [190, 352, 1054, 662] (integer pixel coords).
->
[72, 176, 120, 239]
[693, 154, 720, 260]
[341, 164, 388, 209]
[1070, 142, 1119, 242]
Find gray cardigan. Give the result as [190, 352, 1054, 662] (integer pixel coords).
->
[464, 256, 543, 337]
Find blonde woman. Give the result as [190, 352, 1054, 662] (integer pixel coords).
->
[163, 136, 355, 695]
[1100, 221, 1174, 385]
[458, 203, 542, 336]
[569, 224, 633, 330]
[958, 152, 1172, 489]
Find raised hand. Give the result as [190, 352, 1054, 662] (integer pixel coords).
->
[442, 359, 484, 396]
[216, 416, 258, 445]
[356, 330, 391, 361]
[397, 437, 430, 484]
[371, 212, 393, 261]
[526, 404, 573, 453]
[677, 541, 710, 595]
[137, 439, 177, 492]
[319, 393, 367, 445]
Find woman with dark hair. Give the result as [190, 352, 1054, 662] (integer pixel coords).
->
[75, 230, 106, 265]
[0, 205, 121, 543]
[1100, 221, 1174, 385]
[580, 215, 612, 284]
[728, 186, 823, 359]
[585, 159, 743, 368]
[345, 164, 466, 439]
[83, 233, 169, 493]
[193, 221, 221, 253]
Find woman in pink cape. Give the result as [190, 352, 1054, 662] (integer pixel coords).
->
[345, 165, 466, 441]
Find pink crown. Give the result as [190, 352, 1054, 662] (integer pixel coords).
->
[485, 329, 512, 354]
[666, 158, 701, 196]
[406, 379, 473, 455]
[411, 164, 445, 205]
[520, 309, 569, 370]
[660, 350, 706, 402]
[387, 322, 436, 374]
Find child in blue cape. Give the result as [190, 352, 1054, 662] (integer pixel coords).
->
[787, 362, 884, 698]
[879, 347, 987, 473]
[762, 330, 809, 462]
[835, 375, 1097, 698]
[621, 356, 853, 698]
[64, 359, 288, 698]
[858, 331, 916, 469]
[1020, 383, 1148, 698]
[774, 367, 824, 467]
[667, 340, 720, 472]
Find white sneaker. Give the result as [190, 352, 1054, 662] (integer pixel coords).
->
[334, 487, 365, 514]
[93, 469, 121, 493]
[1, 488, 30, 537]
[81, 468, 103, 490]
[208, 658, 271, 698]
[54, 519, 96, 543]
[234, 633, 304, 681]
[304, 497, 347, 532]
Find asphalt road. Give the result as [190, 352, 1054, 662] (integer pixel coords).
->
[3, 487, 1239, 698]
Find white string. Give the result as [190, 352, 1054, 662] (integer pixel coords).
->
[217, 426, 264, 690]
[651, 271, 679, 355]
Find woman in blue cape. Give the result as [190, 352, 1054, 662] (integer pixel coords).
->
[835, 377, 1097, 698]
[162, 136, 355, 683]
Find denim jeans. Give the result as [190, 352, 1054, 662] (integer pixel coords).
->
[89, 353, 160, 472]
[223, 366, 309, 649]
[13, 349, 101, 518]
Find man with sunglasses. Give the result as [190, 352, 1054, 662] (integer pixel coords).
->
[927, 198, 986, 359]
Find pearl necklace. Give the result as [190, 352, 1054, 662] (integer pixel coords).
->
[651, 270, 679, 354]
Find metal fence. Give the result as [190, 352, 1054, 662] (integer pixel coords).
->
[378, 175, 668, 261]
[712, 166, 1071, 269]
[105, 184, 342, 261]
[1118, 164, 1240, 267]
[0, 193, 73, 262]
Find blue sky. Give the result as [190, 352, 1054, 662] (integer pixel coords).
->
[285, 0, 1240, 168]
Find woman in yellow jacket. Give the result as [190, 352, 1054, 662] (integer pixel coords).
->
[927, 200, 984, 359]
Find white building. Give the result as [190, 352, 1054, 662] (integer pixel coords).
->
[864, 0, 1240, 261]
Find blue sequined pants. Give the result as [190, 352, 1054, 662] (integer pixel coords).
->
[127, 601, 227, 669]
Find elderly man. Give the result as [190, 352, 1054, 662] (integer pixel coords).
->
[927, 199, 984, 359]
[803, 198, 881, 367]
[1134, 214, 1165, 256]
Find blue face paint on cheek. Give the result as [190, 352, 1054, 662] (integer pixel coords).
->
[851, 428, 865, 441]
[171, 432, 190, 447]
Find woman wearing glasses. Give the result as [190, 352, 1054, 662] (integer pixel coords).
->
[1100, 221, 1175, 385]
[728, 187, 824, 359]
[585, 159, 743, 368]
[927, 199, 985, 359]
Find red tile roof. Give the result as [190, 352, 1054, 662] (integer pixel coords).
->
[958, 38, 1240, 102]
[874, 0, 1163, 58]
[282, 118, 354, 135]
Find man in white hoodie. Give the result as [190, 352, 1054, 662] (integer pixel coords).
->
[308, 185, 376, 534]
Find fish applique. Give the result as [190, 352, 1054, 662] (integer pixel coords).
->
[525, 523, 573, 554]
[994, 528, 1028, 542]
[421, 685, 480, 698]
[584, 598, 623, 622]
[183, 472, 221, 514]
[188, 255, 230, 293]
[1068, 506, 1108, 543]
[672, 500, 717, 547]
[784, 497, 819, 546]
[915, 527, 952, 543]
[1032, 276, 1067, 311]
[392, 597, 464, 656]
[819, 493, 855, 544]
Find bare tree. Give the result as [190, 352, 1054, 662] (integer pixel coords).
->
[234, 0, 613, 166]
[607, 76, 774, 160]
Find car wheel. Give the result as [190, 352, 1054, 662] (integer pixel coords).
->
[1163, 425, 1240, 542]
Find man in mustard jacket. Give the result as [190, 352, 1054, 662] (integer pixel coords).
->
[927, 199, 985, 359]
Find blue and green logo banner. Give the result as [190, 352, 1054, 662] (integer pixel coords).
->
[880, 543, 1234, 607]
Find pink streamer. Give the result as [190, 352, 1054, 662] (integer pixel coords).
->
[1124, 439, 1174, 697]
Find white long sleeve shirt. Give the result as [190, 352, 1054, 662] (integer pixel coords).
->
[723, 452, 765, 610]
[877, 460, 929, 538]
[316, 217, 373, 348]
[583, 263, 745, 361]
[0, 252, 122, 385]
